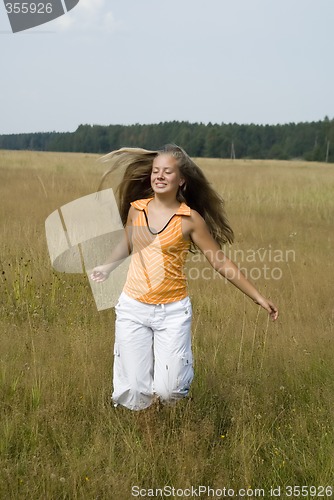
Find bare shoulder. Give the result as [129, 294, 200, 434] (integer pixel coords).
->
[128, 205, 136, 217]
[186, 209, 206, 228]
[126, 205, 139, 225]
[189, 209, 205, 223]
[182, 208, 207, 239]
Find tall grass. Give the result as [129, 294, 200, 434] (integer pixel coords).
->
[1, 151, 333, 499]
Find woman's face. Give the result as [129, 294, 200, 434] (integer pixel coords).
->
[151, 154, 184, 197]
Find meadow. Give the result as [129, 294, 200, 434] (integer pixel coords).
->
[0, 150, 333, 499]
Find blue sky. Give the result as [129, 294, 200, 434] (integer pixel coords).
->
[1, 0, 333, 134]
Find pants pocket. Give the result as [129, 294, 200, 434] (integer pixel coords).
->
[113, 342, 120, 357]
[180, 351, 192, 366]
[175, 351, 194, 396]
[180, 296, 192, 315]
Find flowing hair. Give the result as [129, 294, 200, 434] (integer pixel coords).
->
[98, 144, 234, 247]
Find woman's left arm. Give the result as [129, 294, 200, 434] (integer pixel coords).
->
[189, 211, 279, 321]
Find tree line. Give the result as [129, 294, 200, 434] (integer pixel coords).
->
[0, 118, 333, 162]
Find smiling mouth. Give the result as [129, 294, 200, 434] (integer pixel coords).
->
[155, 183, 167, 187]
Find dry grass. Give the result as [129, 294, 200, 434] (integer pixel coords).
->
[0, 150, 333, 499]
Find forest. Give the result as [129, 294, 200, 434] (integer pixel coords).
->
[0, 117, 333, 162]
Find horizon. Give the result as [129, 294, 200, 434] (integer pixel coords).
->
[1, 115, 333, 136]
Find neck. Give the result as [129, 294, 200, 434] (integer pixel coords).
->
[152, 193, 180, 209]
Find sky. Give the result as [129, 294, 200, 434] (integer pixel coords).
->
[1, 0, 334, 134]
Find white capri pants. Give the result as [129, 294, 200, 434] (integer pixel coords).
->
[112, 291, 193, 411]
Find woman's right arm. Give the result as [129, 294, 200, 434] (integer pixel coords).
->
[188, 210, 279, 321]
[90, 206, 134, 283]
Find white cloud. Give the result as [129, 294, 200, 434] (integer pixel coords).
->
[54, 0, 119, 33]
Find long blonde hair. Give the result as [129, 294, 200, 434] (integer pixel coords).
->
[98, 144, 234, 247]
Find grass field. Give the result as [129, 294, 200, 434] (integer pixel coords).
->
[0, 150, 333, 499]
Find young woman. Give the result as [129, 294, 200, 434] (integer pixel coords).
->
[90, 144, 278, 411]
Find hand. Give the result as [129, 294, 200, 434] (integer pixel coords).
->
[254, 296, 279, 321]
[90, 265, 111, 283]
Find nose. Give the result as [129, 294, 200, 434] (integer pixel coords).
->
[157, 171, 165, 179]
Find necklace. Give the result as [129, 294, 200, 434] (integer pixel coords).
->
[143, 210, 176, 235]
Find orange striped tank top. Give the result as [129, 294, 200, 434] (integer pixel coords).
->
[123, 197, 191, 304]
